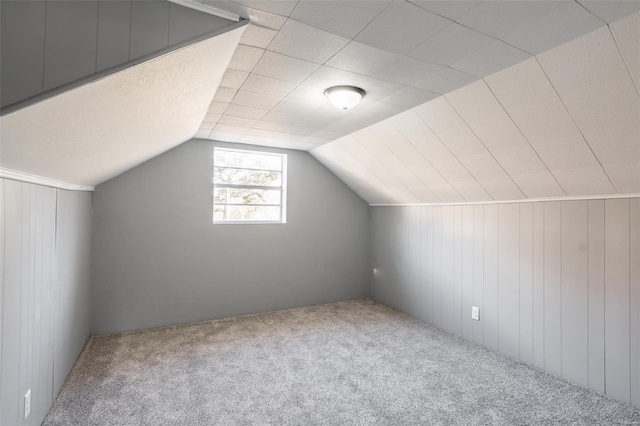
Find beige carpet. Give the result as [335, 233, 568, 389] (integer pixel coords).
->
[44, 299, 640, 425]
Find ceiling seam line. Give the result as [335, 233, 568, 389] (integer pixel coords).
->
[482, 72, 568, 197]
[606, 24, 640, 98]
[532, 56, 618, 194]
[574, 0, 608, 25]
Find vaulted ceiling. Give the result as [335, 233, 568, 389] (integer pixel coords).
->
[193, 0, 640, 153]
[311, 11, 640, 204]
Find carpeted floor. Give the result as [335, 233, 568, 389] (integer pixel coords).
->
[44, 299, 640, 425]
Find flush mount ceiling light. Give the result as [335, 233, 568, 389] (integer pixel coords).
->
[324, 86, 366, 110]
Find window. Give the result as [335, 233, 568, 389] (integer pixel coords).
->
[213, 147, 287, 223]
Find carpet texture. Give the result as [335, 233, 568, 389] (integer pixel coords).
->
[44, 299, 640, 425]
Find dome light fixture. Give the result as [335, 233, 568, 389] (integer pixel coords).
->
[324, 85, 366, 110]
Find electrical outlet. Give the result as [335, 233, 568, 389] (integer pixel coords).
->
[24, 389, 31, 419]
[471, 306, 480, 321]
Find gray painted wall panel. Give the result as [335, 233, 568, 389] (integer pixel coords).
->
[631, 198, 640, 408]
[427, 207, 434, 325]
[91, 140, 370, 334]
[0, 181, 3, 422]
[604, 199, 631, 403]
[519, 203, 534, 365]
[543, 202, 562, 377]
[96, 0, 132, 72]
[587, 200, 606, 393]
[483, 204, 499, 351]
[0, 179, 92, 426]
[561, 201, 589, 387]
[498, 203, 520, 360]
[441, 206, 455, 333]
[454, 206, 463, 336]
[0, 1, 46, 108]
[371, 197, 639, 408]
[532, 202, 545, 369]
[433, 207, 443, 329]
[44, 1, 99, 90]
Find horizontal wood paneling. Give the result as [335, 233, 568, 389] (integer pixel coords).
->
[371, 197, 639, 407]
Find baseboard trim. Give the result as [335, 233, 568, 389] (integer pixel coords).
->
[0, 168, 94, 191]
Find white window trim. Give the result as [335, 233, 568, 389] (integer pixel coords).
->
[213, 147, 287, 224]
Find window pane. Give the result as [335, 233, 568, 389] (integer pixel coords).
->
[214, 205, 281, 222]
[214, 188, 281, 205]
[214, 167, 282, 187]
[214, 149, 282, 171]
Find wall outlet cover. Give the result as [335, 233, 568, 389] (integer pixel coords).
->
[24, 389, 31, 419]
[471, 306, 480, 321]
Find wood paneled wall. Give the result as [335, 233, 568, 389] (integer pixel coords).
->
[0, 179, 92, 426]
[372, 199, 640, 407]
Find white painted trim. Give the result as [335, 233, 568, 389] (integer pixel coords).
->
[167, 0, 240, 22]
[0, 168, 94, 192]
[370, 193, 640, 207]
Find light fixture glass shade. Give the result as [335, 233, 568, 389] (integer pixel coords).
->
[324, 86, 365, 110]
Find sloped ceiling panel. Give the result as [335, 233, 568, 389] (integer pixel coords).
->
[311, 11, 640, 205]
[0, 25, 245, 187]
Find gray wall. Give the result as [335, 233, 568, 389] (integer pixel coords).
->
[0, 179, 93, 426]
[371, 199, 640, 408]
[91, 139, 371, 335]
[0, 0, 233, 108]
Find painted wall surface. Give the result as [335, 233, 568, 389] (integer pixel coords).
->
[372, 199, 640, 408]
[91, 139, 371, 335]
[0, 179, 93, 426]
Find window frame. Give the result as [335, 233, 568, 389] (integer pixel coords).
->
[212, 147, 287, 224]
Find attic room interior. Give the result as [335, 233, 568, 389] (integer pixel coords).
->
[1, 0, 639, 424]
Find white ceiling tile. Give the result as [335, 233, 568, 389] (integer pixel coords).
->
[603, 162, 640, 193]
[451, 180, 492, 202]
[290, 0, 390, 38]
[498, 1, 603, 55]
[204, 112, 221, 123]
[284, 84, 329, 107]
[355, 1, 451, 55]
[413, 96, 466, 134]
[445, 80, 505, 124]
[209, 129, 242, 142]
[370, 147, 406, 171]
[390, 110, 455, 163]
[413, 167, 448, 186]
[220, 69, 249, 89]
[208, 101, 229, 114]
[194, 129, 211, 139]
[409, 22, 494, 66]
[578, 1, 640, 23]
[391, 168, 424, 187]
[610, 10, 640, 91]
[534, 135, 600, 172]
[450, 39, 531, 78]
[484, 57, 558, 113]
[459, 153, 507, 181]
[375, 170, 404, 189]
[584, 123, 640, 165]
[206, 1, 288, 30]
[562, 77, 640, 134]
[213, 87, 237, 103]
[511, 172, 565, 198]
[492, 145, 548, 177]
[537, 26, 629, 97]
[478, 177, 525, 200]
[433, 159, 474, 183]
[252, 51, 320, 83]
[437, 126, 487, 158]
[228, 44, 264, 72]
[224, 104, 269, 120]
[272, 99, 321, 115]
[469, 114, 529, 152]
[352, 127, 387, 153]
[214, 123, 250, 135]
[383, 87, 439, 108]
[371, 56, 444, 86]
[391, 188, 422, 203]
[370, 121, 413, 151]
[231, 0, 298, 17]
[268, 19, 350, 64]
[340, 140, 387, 173]
[325, 41, 400, 76]
[394, 146, 430, 169]
[410, 0, 482, 20]
[303, 67, 405, 101]
[218, 115, 258, 128]
[231, 90, 282, 110]
[412, 67, 478, 94]
[239, 24, 277, 49]
[253, 121, 317, 136]
[554, 167, 616, 195]
[428, 183, 465, 202]
[408, 186, 440, 203]
[240, 73, 297, 97]
[510, 100, 580, 146]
